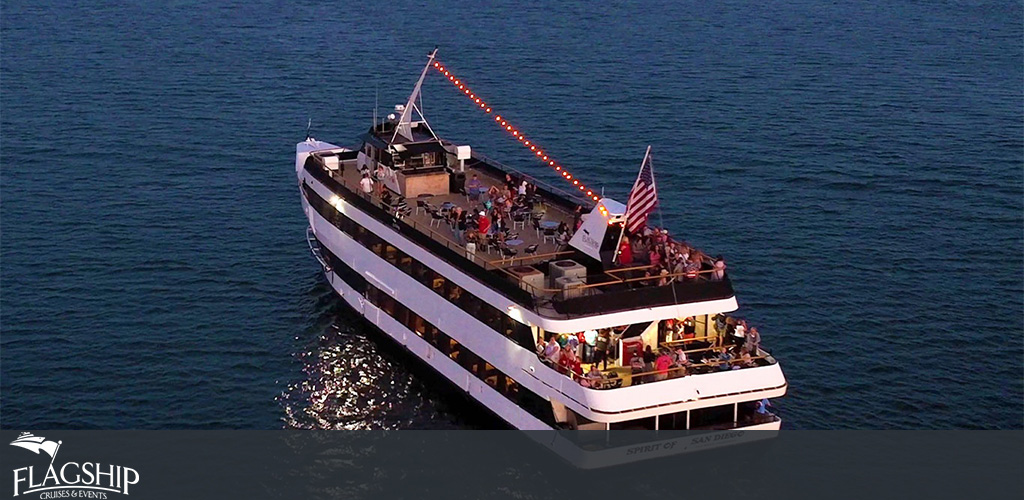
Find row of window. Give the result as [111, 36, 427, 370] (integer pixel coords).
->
[303, 182, 536, 352]
[315, 236, 555, 426]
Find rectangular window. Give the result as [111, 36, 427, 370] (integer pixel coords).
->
[383, 244, 400, 266]
[446, 281, 463, 304]
[393, 301, 409, 328]
[409, 314, 428, 336]
[431, 274, 446, 296]
[410, 260, 429, 286]
[397, 253, 413, 274]
[379, 293, 396, 316]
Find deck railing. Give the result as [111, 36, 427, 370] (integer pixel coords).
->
[308, 158, 731, 316]
[556, 349, 773, 390]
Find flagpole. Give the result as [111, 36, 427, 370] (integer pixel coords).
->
[613, 146, 652, 266]
[49, 441, 61, 467]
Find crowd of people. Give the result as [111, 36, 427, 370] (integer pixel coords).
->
[446, 173, 575, 251]
[616, 227, 727, 285]
[535, 312, 767, 389]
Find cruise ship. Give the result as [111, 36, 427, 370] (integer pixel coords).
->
[296, 50, 787, 453]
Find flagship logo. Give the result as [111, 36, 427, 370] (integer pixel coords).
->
[9, 433, 140, 498]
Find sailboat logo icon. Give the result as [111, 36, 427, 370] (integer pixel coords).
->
[9, 432, 62, 464]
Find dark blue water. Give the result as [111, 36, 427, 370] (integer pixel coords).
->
[2, 0, 1021, 430]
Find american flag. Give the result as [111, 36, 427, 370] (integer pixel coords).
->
[624, 147, 657, 234]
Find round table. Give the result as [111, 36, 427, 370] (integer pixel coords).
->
[505, 239, 524, 246]
[540, 220, 559, 229]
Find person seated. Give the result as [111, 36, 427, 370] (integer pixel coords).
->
[466, 174, 484, 198]
[542, 337, 561, 364]
[674, 347, 689, 367]
[629, 355, 645, 374]
[717, 350, 734, 371]
[558, 346, 578, 375]
[639, 269, 653, 287]
[582, 364, 604, 388]
[555, 228, 570, 247]
[738, 352, 756, 368]
[685, 257, 700, 281]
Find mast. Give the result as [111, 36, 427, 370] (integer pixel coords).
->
[392, 47, 440, 143]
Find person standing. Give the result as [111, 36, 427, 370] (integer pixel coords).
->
[654, 351, 673, 381]
[744, 327, 760, 354]
[476, 211, 491, 235]
[712, 255, 727, 281]
[453, 208, 467, 245]
[617, 236, 633, 266]
[594, 329, 610, 370]
[582, 329, 598, 363]
[733, 320, 747, 347]
[359, 173, 374, 197]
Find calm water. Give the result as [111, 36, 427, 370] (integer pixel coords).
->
[2, 0, 1021, 430]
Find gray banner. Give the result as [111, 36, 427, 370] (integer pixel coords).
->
[1, 431, 1021, 499]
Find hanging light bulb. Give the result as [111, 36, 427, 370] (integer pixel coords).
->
[434, 59, 599, 203]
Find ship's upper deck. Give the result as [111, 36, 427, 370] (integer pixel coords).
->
[301, 130, 736, 321]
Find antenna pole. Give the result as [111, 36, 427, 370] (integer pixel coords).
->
[374, 80, 379, 131]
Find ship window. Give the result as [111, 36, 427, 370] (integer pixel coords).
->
[396, 253, 413, 273]
[409, 315, 427, 336]
[408, 260, 427, 285]
[379, 293, 396, 316]
[458, 292, 481, 317]
[352, 225, 367, 245]
[459, 350, 482, 375]
[420, 325, 436, 345]
[392, 301, 409, 327]
[478, 305, 502, 334]
[430, 275, 446, 295]
[502, 377, 520, 402]
[446, 281, 462, 303]
[689, 404, 735, 430]
[383, 244, 400, 266]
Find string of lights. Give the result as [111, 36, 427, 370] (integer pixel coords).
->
[432, 60, 601, 203]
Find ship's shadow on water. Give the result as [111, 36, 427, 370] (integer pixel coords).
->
[277, 273, 506, 430]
